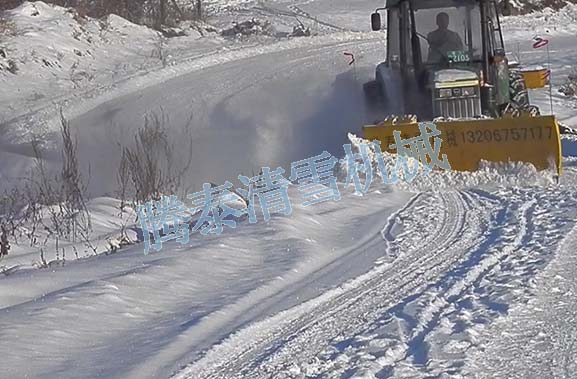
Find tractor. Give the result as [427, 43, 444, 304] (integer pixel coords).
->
[362, 0, 562, 175]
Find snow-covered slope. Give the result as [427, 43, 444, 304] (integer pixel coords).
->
[0, 1, 221, 129]
[2, 1, 577, 379]
[0, 184, 414, 379]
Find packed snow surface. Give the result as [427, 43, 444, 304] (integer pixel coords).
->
[2, 1, 577, 379]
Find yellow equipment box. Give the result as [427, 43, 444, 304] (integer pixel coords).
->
[520, 67, 550, 89]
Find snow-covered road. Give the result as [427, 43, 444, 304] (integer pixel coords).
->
[2, 1, 577, 378]
[66, 35, 382, 195]
[173, 178, 577, 379]
[466, 219, 577, 379]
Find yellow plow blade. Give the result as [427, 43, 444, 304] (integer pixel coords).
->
[363, 115, 562, 176]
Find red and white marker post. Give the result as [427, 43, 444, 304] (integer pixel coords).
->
[533, 35, 553, 113]
[343, 51, 357, 80]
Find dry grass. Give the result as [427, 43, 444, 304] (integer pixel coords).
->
[0, 17, 17, 37]
[0, 113, 96, 265]
[560, 67, 577, 97]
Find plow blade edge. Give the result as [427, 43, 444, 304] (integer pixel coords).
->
[363, 115, 562, 176]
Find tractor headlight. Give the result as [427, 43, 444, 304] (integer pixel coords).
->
[461, 86, 476, 96]
[438, 88, 453, 98]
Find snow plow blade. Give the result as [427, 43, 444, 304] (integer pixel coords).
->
[363, 115, 562, 176]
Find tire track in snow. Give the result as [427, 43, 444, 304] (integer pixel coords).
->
[174, 183, 577, 379]
[462, 188, 577, 379]
[172, 190, 490, 379]
[371, 193, 535, 374]
[353, 186, 577, 379]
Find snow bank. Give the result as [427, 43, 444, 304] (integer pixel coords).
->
[0, 1, 214, 127]
[0, 196, 139, 270]
[343, 133, 557, 194]
[503, 3, 577, 37]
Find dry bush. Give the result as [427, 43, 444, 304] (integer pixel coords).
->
[60, 113, 87, 211]
[31, 114, 95, 260]
[117, 145, 131, 210]
[0, 114, 95, 265]
[119, 110, 192, 205]
[0, 187, 27, 244]
[0, 108, 196, 262]
[47, 0, 199, 29]
[0, 224, 10, 258]
[57, 113, 93, 248]
[0, 0, 23, 12]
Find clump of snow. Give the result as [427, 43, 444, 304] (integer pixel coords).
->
[402, 160, 557, 192]
[221, 19, 277, 38]
[202, 0, 258, 15]
[338, 133, 431, 188]
[342, 133, 557, 194]
[289, 23, 312, 37]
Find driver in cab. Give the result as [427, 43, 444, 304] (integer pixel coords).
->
[427, 12, 464, 62]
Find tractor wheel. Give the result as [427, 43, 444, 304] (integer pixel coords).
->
[509, 71, 531, 109]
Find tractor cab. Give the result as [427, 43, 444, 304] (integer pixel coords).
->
[369, 0, 510, 120]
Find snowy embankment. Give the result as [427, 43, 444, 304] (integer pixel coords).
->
[0, 0, 373, 143]
[0, 1, 220, 134]
[1, 1, 577, 379]
[0, 182, 414, 379]
[0, 0, 386, 271]
[502, 3, 577, 38]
